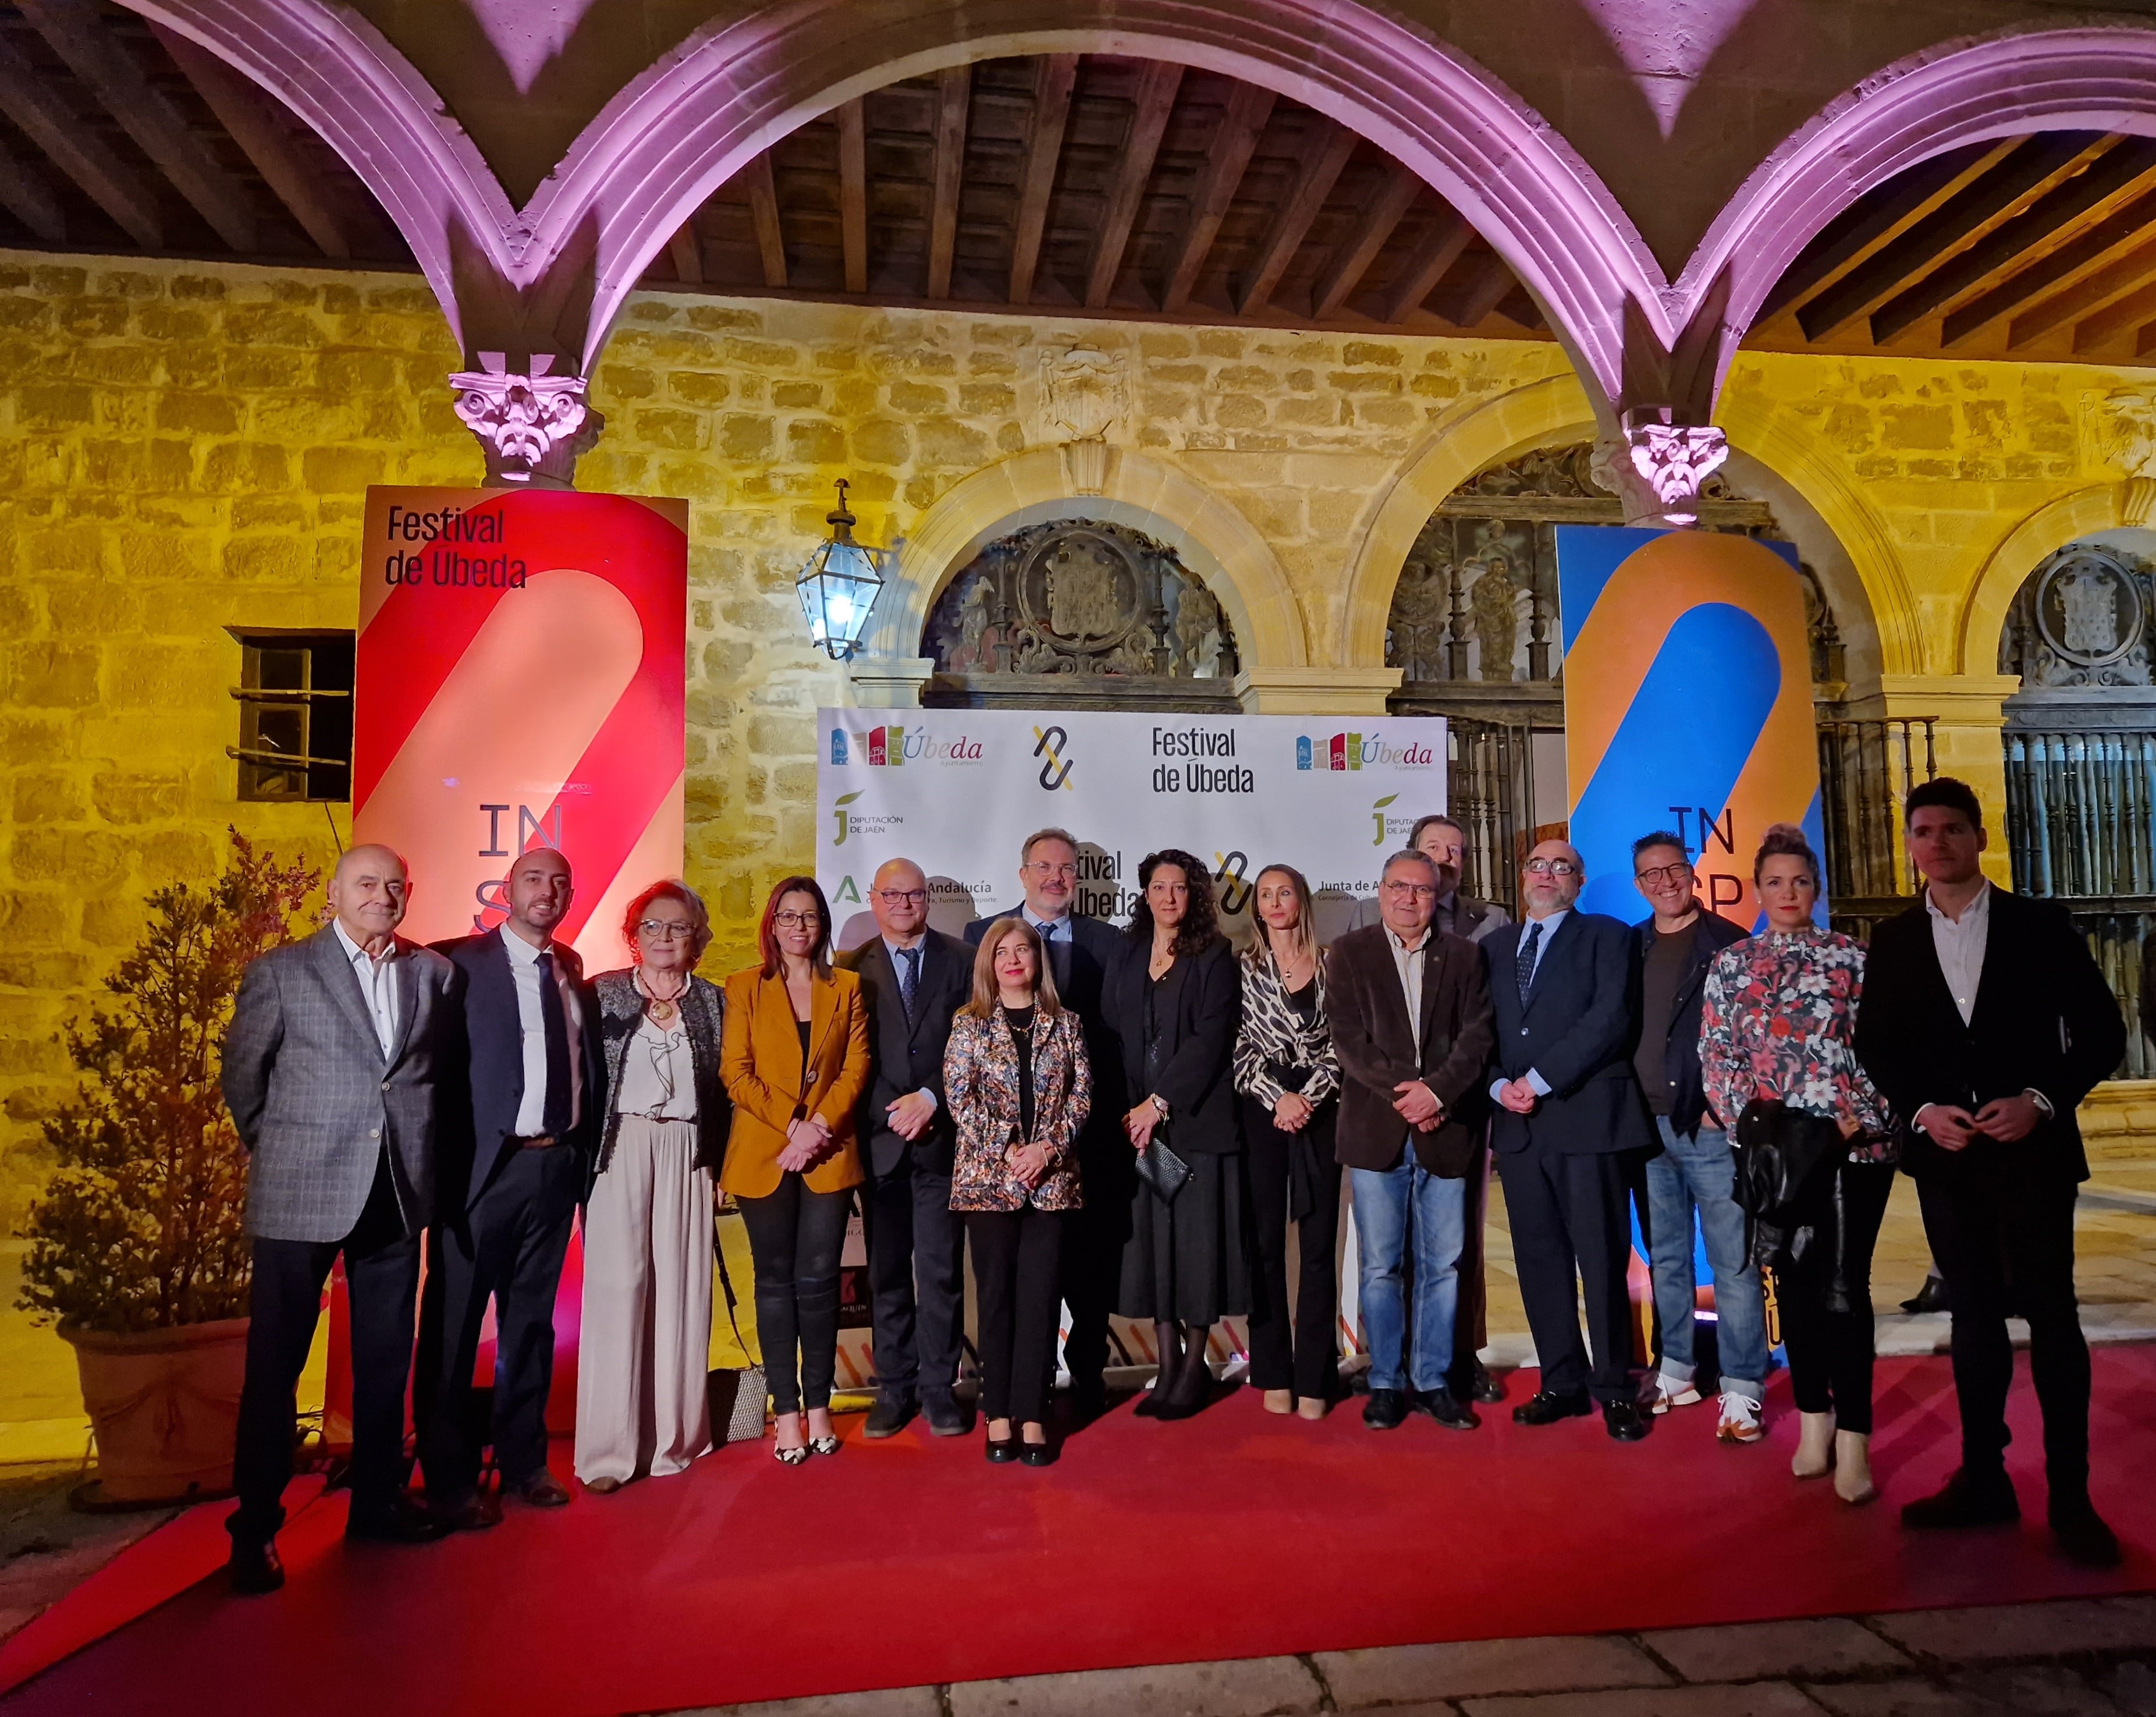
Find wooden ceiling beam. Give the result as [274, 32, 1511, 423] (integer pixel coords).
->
[667, 223, 704, 285]
[0, 34, 161, 247]
[20, 0, 255, 251]
[1383, 207, 1472, 323]
[1311, 161, 1419, 319]
[1008, 53, 1078, 305]
[1445, 250, 1517, 328]
[1160, 79, 1276, 313]
[1797, 133, 2105, 342]
[0, 129, 63, 243]
[2072, 271, 2156, 350]
[1945, 184, 2156, 347]
[836, 97, 868, 294]
[1869, 137, 2156, 343]
[152, 22, 351, 258]
[744, 151, 787, 288]
[1238, 118, 1355, 315]
[925, 65, 970, 300]
[2001, 226, 2156, 352]
[1084, 58, 1181, 310]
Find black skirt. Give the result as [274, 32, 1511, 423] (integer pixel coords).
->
[1118, 1144, 1251, 1324]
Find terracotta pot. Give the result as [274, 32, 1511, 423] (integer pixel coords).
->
[61, 1318, 250, 1504]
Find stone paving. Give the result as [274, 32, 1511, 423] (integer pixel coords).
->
[665, 1599, 2156, 1716]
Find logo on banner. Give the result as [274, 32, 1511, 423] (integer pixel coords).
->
[832, 791, 862, 845]
[834, 724, 984, 767]
[1033, 725, 1074, 791]
[1297, 732, 1436, 771]
[1211, 850, 1252, 916]
[1371, 794, 1397, 846]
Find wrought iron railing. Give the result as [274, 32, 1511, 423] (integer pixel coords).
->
[1817, 718, 1937, 899]
[1446, 716, 1536, 918]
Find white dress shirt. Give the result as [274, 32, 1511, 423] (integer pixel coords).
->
[502, 925, 585, 1137]
[333, 919, 399, 1058]
[613, 1013, 698, 1121]
[1926, 880, 1990, 1027]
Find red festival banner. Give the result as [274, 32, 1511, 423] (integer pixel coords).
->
[350, 487, 689, 961]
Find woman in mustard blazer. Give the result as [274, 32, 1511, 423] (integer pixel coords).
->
[720, 875, 871, 1464]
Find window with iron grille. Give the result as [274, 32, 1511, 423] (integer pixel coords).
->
[226, 630, 354, 802]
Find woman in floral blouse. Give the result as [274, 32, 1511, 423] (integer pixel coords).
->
[945, 917, 1090, 1466]
[1700, 823, 1895, 1507]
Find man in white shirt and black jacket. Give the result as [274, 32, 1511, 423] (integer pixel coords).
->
[1855, 776, 2126, 1567]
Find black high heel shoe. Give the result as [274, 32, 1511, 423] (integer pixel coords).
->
[1152, 1324, 1214, 1421]
[984, 1432, 1018, 1464]
[1136, 1320, 1182, 1417]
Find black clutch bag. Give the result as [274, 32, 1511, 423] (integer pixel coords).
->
[1134, 1132, 1192, 1202]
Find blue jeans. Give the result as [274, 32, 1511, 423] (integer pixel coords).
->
[1644, 1115, 1767, 1400]
[1350, 1158, 1466, 1393]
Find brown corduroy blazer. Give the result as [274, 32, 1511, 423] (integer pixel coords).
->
[717, 964, 871, 1199]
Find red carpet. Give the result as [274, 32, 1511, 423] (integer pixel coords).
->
[6, 1347, 2156, 1716]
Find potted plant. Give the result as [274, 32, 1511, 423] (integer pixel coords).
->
[16, 833, 318, 1505]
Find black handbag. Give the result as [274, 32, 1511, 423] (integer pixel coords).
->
[1134, 1130, 1192, 1202]
[1731, 1097, 1844, 1273]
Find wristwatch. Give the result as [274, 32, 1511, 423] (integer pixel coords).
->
[1149, 1094, 1169, 1119]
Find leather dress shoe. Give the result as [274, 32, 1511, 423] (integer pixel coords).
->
[1512, 1389, 1593, 1427]
[1017, 1439, 1059, 1467]
[1466, 1360, 1505, 1405]
[1411, 1386, 1480, 1431]
[227, 1538, 285, 1596]
[344, 1495, 450, 1544]
[864, 1392, 918, 1439]
[2051, 1498, 2122, 1567]
[984, 1432, 1018, 1464]
[922, 1393, 972, 1437]
[515, 1471, 573, 1509]
[435, 1492, 502, 1532]
[1902, 1467, 2020, 1531]
[1362, 1387, 1410, 1430]
[1900, 1276, 1950, 1315]
[1603, 1400, 1651, 1442]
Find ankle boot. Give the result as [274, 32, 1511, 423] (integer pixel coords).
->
[1139, 1321, 1182, 1416]
[1792, 1410, 1837, 1479]
[1833, 1431, 1876, 1505]
[1155, 1324, 1214, 1419]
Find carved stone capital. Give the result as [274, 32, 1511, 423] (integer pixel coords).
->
[1592, 407, 1728, 528]
[449, 352, 602, 488]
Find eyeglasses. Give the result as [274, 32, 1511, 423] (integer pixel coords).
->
[874, 888, 929, 905]
[637, 920, 696, 939]
[1634, 862, 1693, 886]
[1523, 858, 1580, 877]
[1383, 880, 1438, 899]
[1025, 861, 1078, 879]
[772, 910, 821, 929]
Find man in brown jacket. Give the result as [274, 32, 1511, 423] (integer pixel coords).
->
[1327, 849, 1497, 1431]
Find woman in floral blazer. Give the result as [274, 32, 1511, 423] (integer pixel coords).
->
[1700, 823, 1895, 1507]
[946, 917, 1091, 1464]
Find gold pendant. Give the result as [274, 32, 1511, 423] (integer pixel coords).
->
[646, 998, 679, 1027]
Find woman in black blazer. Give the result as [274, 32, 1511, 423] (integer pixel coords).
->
[1107, 847, 1246, 1420]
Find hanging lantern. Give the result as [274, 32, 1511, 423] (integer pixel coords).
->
[794, 479, 887, 659]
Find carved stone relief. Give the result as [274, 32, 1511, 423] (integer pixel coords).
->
[2000, 543, 2154, 689]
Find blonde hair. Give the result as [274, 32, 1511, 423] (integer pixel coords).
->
[1243, 862, 1319, 973]
[960, 916, 1064, 1020]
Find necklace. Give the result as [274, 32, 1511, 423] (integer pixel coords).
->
[635, 965, 689, 1027]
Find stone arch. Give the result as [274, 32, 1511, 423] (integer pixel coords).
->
[1677, 22, 2156, 405]
[1959, 486, 2134, 677]
[869, 446, 1307, 673]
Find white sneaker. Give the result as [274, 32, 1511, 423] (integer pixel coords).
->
[1646, 1374, 1702, 1416]
[1717, 1392, 1764, 1443]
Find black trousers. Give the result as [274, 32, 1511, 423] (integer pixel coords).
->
[1060, 1138, 1135, 1395]
[1451, 1142, 1491, 1393]
[1917, 1165, 2089, 1496]
[736, 1172, 851, 1414]
[418, 1143, 580, 1500]
[862, 1148, 965, 1402]
[1503, 1136, 1635, 1403]
[230, 1154, 415, 1546]
[1242, 1095, 1341, 1400]
[967, 1208, 1066, 1425]
[1777, 1157, 1893, 1435]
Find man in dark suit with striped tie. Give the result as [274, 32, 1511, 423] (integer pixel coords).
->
[840, 858, 974, 1437]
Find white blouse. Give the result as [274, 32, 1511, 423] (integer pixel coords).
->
[613, 1012, 698, 1121]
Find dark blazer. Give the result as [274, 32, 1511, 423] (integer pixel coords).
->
[1636, 910, 1750, 1138]
[589, 969, 730, 1182]
[837, 930, 972, 1177]
[1854, 887, 2125, 1186]
[967, 909, 1128, 1154]
[435, 927, 604, 1210]
[1353, 891, 1510, 945]
[1483, 910, 1653, 1157]
[222, 928, 460, 1243]
[1326, 924, 1497, 1176]
[1100, 933, 1242, 1154]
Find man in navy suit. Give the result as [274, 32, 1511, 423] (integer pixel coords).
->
[966, 827, 1128, 1414]
[840, 858, 974, 1438]
[1483, 838, 1654, 1442]
[419, 846, 602, 1522]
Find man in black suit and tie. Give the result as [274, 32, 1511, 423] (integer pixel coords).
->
[219, 845, 460, 1592]
[966, 826, 1127, 1414]
[839, 857, 974, 1438]
[1855, 777, 2126, 1566]
[1483, 838, 1653, 1442]
[420, 845, 601, 1521]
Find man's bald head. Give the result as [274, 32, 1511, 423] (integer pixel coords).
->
[505, 845, 574, 947]
[870, 856, 930, 942]
[327, 844, 409, 951]
[1519, 836, 1585, 917]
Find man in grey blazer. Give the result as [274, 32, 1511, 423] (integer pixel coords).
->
[219, 844, 461, 1594]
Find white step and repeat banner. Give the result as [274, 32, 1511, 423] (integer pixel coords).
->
[815, 708, 1448, 1390]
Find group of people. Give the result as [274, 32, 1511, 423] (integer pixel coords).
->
[216, 775, 2131, 1596]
